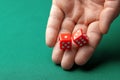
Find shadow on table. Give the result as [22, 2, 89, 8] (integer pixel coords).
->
[71, 47, 120, 71]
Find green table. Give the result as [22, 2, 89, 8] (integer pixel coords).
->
[0, 0, 120, 80]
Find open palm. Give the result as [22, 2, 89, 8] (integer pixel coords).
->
[46, 0, 120, 70]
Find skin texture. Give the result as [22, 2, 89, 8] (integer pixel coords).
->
[46, 0, 120, 70]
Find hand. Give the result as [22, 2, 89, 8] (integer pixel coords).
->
[46, 0, 120, 70]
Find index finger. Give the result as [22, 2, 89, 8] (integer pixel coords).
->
[46, 4, 64, 47]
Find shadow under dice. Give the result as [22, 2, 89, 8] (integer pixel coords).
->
[59, 33, 72, 50]
[73, 29, 88, 47]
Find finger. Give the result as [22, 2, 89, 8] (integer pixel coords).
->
[52, 17, 75, 65]
[75, 46, 94, 65]
[61, 47, 77, 70]
[75, 21, 102, 65]
[72, 24, 88, 48]
[60, 18, 75, 33]
[46, 4, 64, 47]
[99, 0, 120, 34]
[52, 42, 64, 64]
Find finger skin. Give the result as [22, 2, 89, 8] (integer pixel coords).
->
[61, 47, 77, 70]
[46, 5, 64, 47]
[52, 42, 64, 64]
[75, 46, 94, 65]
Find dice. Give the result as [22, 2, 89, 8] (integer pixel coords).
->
[59, 33, 72, 50]
[59, 29, 88, 50]
[72, 29, 88, 47]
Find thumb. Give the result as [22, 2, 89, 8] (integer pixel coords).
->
[99, 1, 120, 34]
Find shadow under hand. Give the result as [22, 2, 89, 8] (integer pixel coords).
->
[72, 50, 120, 71]
[75, 51, 120, 71]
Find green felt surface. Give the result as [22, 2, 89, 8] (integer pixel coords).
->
[0, 0, 120, 80]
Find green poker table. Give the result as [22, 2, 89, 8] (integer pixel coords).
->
[0, 0, 120, 80]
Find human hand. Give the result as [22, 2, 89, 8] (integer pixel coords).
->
[46, 0, 120, 70]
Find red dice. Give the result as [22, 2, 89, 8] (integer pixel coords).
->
[59, 33, 72, 50]
[72, 29, 88, 47]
